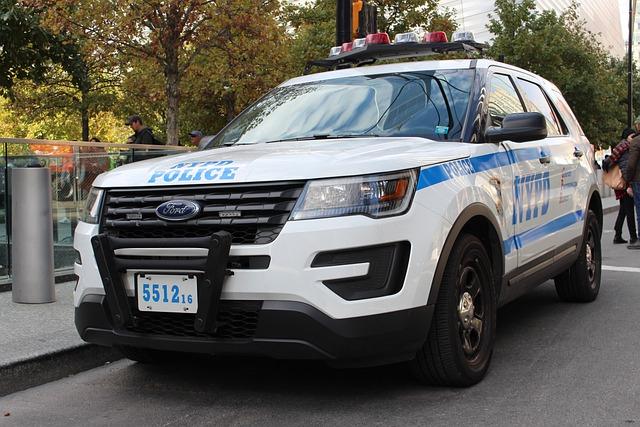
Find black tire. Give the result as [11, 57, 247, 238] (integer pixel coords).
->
[554, 210, 601, 302]
[410, 234, 496, 387]
[116, 345, 179, 364]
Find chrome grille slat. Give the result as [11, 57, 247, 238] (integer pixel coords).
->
[101, 182, 305, 244]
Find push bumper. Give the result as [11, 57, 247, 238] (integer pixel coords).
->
[76, 294, 433, 367]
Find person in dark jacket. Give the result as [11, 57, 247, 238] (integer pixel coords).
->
[625, 118, 640, 249]
[125, 115, 156, 145]
[608, 128, 637, 244]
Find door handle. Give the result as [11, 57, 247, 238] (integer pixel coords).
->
[573, 148, 584, 158]
[539, 154, 551, 164]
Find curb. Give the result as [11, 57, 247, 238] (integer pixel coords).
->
[0, 274, 77, 293]
[603, 204, 618, 215]
[0, 344, 122, 397]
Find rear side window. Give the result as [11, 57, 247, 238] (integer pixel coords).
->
[549, 89, 581, 135]
[487, 74, 524, 127]
[517, 78, 563, 136]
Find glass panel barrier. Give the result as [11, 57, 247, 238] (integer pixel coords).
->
[0, 138, 194, 282]
[0, 142, 7, 278]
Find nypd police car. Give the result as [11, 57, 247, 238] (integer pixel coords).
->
[74, 33, 602, 386]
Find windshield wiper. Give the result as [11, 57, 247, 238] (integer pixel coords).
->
[264, 134, 380, 144]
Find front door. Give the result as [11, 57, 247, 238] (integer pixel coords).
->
[485, 69, 552, 267]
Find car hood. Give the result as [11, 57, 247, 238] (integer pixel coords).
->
[93, 137, 473, 188]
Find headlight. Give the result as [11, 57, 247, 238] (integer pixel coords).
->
[81, 188, 104, 224]
[291, 170, 417, 220]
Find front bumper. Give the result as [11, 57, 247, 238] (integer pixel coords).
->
[75, 203, 448, 319]
[76, 294, 433, 366]
[74, 191, 450, 365]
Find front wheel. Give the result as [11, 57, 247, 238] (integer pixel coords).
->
[554, 210, 601, 302]
[410, 234, 496, 387]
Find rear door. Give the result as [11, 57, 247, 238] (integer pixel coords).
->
[514, 77, 584, 249]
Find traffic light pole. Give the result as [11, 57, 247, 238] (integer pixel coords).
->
[629, 0, 634, 128]
[336, 0, 352, 46]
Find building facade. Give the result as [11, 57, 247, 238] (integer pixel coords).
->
[631, 1, 640, 64]
[439, 0, 625, 57]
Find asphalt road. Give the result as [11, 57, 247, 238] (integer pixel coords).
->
[2, 212, 640, 427]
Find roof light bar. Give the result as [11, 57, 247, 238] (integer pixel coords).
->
[307, 29, 486, 74]
[353, 37, 367, 49]
[329, 46, 342, 57]
[394, 32, 419, 44]
[341, 41, 354, 53]
[365, 32, 391, 45]
[452, 31, 475, 42]
[424, 31, 448, 43]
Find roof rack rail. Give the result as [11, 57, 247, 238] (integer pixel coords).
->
[304, 41, 487, 74]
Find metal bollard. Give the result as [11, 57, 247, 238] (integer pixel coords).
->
[11, 166, 55, 304]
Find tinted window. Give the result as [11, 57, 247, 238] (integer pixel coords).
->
[208, 69, 475, 147]
[517, 78, 562, 136]
[487, 73, 524, 127]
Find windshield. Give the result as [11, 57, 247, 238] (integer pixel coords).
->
[208, 68, 475, 147]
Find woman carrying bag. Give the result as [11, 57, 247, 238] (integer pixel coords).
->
[603, 128, 637, 244]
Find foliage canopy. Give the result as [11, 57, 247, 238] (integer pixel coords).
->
[0, 0, 634, 149]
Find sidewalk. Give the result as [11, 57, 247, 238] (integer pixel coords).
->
[0, 282, 120, 396]
[602, 195, 618, 214]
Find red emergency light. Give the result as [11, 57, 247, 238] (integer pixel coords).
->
[341, 41, 353, 52]
[424, 31, 448, 43]
[365, 32, 391, 45]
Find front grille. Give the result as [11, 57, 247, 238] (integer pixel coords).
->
[127, 300, 261, 339]
[101, 182, 305, 244]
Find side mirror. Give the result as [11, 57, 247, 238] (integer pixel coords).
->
[485, 112, 548, 144]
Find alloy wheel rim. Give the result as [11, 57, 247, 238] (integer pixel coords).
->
[586, 229, 597, 286]
[457, 261, 484, 358]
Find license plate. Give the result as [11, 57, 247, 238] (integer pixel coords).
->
[136, 274, 198, 313]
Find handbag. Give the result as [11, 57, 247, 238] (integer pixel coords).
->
[603, 164, 626, 190]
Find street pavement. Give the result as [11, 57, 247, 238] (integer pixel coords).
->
[0, 282, 120, 396]
[1, 211, 639, 426]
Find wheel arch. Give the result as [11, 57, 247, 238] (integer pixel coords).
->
[427, 203, 505, 306]
[586, 186, 603, 236]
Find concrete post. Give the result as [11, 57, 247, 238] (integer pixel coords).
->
[11, 167, 55, 303]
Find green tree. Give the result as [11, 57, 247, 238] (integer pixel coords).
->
[113, 0, 289, 142]
[369, 0, 455, 35]
[36, 0, 289, 144]
[8, 49, 122, 141]
[487, 0, 626, 147]
[35, 0, 221, 145]
[0, 0, 62, 89]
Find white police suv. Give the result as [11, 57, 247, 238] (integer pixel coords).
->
[74, 35, 602, 386]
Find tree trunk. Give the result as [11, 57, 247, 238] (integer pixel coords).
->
[165, 62, 180, 146]
[163, 7, 181, 146]
[223, 90, 237, 123]
[81, 90, 90, 142]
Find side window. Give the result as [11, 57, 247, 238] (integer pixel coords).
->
[487, 73, 525, 127]
[517, 78, 563, 136]
[549, 89, 579, 135]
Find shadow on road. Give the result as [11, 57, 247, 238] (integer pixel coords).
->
[119, 283, 568, 397]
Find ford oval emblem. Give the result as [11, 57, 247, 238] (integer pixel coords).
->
[155, 200, 201, 221]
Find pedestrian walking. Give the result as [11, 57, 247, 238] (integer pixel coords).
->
[125, 115, 163, 145]
[624, 118, 640, 249]
[189, 130, 203, 148]
[608, 129, 638, 244]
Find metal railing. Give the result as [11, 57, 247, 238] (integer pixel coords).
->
[0, 138, 195, 282]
